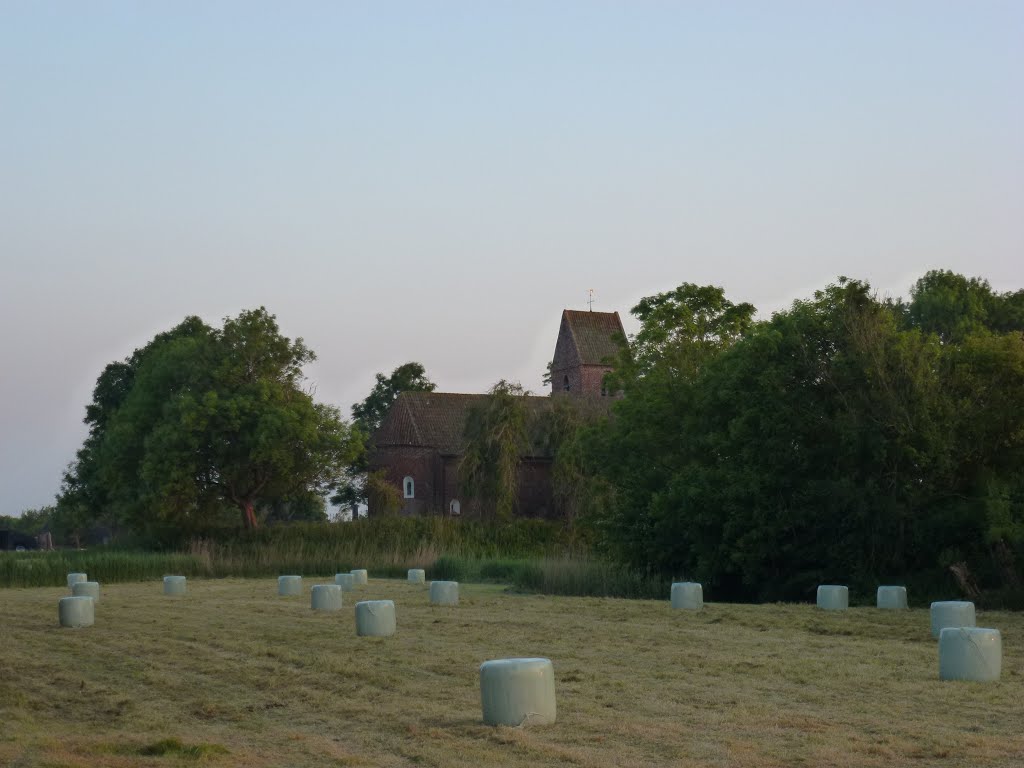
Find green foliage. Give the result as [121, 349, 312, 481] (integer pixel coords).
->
[332, 362, 435, 508]
[459, 380, 531, 519]
[351, 362, 436, 435]
[905, 269, 1024, 341]
[0, 517, 579, 587]
[586, 274, 1024, 602]
[59, 308, 358, 540]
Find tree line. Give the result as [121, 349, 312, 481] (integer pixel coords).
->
[577, 271, 1024, 601]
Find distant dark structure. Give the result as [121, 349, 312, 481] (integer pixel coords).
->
[368, 309, 626, 517]
[0, 530, 40, 551]
[549, 309, 626, 398]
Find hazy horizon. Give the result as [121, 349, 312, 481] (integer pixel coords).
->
[2, 2, 1021, 513]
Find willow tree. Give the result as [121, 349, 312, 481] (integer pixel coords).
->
[459, 380, 530, 520]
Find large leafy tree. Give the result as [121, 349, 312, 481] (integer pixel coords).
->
[587, 274, 1024, 601]
[59, 308, 357, 536]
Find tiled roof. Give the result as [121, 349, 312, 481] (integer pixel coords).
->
[563, 310, 626, 365]
[371, 392, 556, 456]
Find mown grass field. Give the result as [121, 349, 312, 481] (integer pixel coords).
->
[2, 579, 1022, 768]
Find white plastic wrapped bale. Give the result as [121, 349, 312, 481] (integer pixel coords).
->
[163, 575, 187, 596]
[311, 584, 343, 612]
[408, 568, 426, 584]
[335, 573, 356, 592]
[278, 575, 303, 596]
[430, 581, 459, 606]
[355, 600, 396, 636]
[72, 581, 100, 603]
[930, 601, 976, 638]
[351, 569, 368, 586]
[670, 582, 703, 610]
[939, 627, 1001, 682]
[876, 586, 908, 609]
[479, 658, 557, 727]
[59, 596, 95, 628]
[816, 585, 849, 611]
[67, 572, 87, 589]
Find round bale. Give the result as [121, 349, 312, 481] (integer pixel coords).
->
[408, 568, 426, 585]
[355, 600, 396, 636]
[930, 601, 976, 638]
[670, 582, 703, 610]
[351, 569, 368, 586]
[278, 575, 303, 596]
[335, 573, 356, 592]
[939, 627, 1001, 682]
[430, 581, 459, 606]
[816, 585, 849, 611]
[876, 586, 907, 610]
[71, 581, 100, 603]
[67, 572, 87, 589]
[163, 575, 187, 596]
[479, 658, 556, 727]
[59, 596, 95, 628]
[311, 584, 343, 612]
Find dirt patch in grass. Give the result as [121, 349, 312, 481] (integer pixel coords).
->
[1, 579, 1022, 767]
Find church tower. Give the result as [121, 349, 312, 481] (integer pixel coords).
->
[549, 309, 626, 398]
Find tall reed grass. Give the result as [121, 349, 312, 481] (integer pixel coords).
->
[0, 517, 591, 588]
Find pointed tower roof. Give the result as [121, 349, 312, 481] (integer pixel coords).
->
[557, 310, 626, 366]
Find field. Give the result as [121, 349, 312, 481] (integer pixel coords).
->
[2, 579, 1022, 768]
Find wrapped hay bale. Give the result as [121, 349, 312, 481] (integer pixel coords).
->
[59, 596, 95, 628]
[876, 586, 907, 610]
[163, 575, 187, 596]
[408, 568, 426, 584]
[930, 601, 975, 638]
[278, 575, 303, 596]
[335, 573, 356, 592]
[355, 600, 396, 636]
[479, 658, 556, 726]
[311, 584, 343, 612]
[351, 569, 368, 586]
[670, 582, 703, 610]
[72, 581, 100, 603]
[430, 581, 459, 606]
[67, 572, 87, 589]
[816, 585, 849, 611]
[939, 627, 1001, 682]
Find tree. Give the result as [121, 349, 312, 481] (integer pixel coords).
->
[351, 362, 436, 435]
[59, 308, 358, 537]
[905, 269, 1024, 341]
[331, 362, 436, 510]
[460, 380, 531, 520]
[587, 274, 1024, 601]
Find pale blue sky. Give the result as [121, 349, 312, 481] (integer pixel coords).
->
[2, 2, 1022, 513]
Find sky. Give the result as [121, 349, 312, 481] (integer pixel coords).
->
[1, 2, 1022, 514]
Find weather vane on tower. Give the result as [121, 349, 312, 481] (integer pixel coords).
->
[587, 288, 595, 311]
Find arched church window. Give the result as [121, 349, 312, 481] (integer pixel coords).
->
[403, 476, 415, 499]
[563, 375, 570, 392]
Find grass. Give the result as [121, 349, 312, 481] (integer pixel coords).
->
[0, 518, 593, 589]
[2, 579, 1023, 767]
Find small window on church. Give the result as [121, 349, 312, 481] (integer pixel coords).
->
[403, 476, 414, 499]
[563, 375, 570, 392]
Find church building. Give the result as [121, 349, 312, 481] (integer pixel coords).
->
[367, 309, 626, 517]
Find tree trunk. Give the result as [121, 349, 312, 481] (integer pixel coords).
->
[240, 500, 259, 530]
